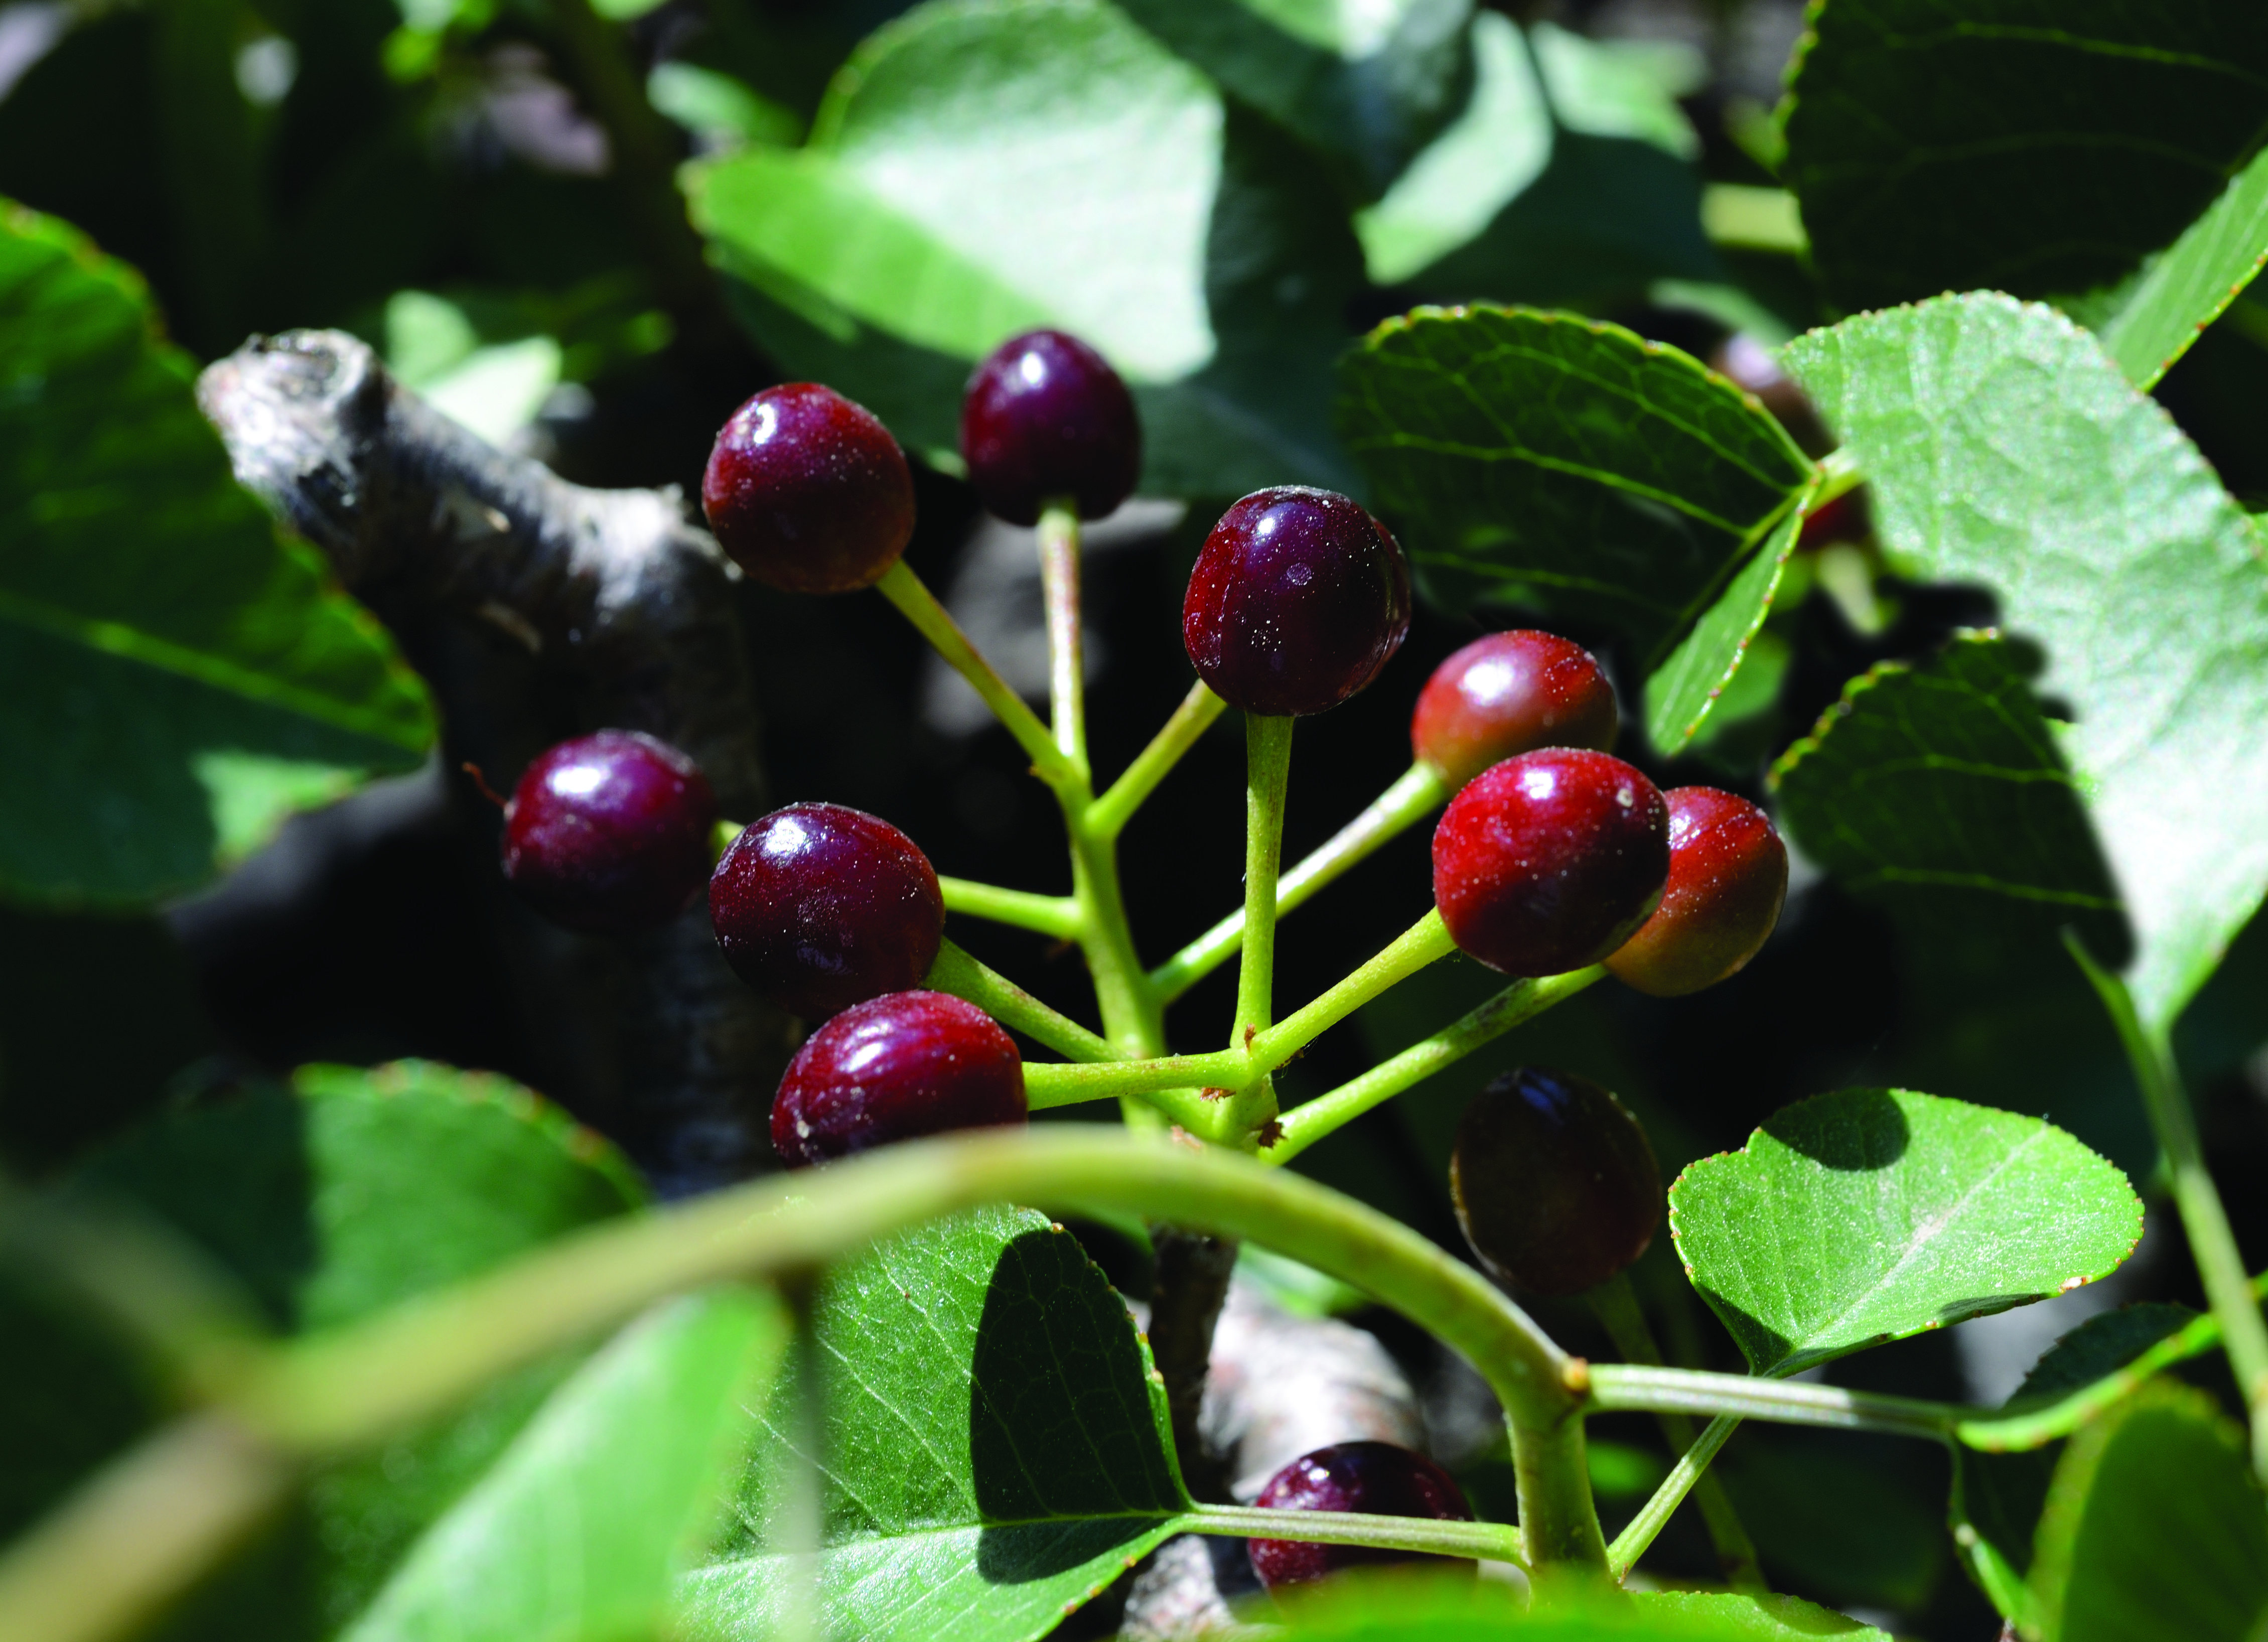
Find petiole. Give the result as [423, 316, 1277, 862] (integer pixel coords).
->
[924, 939, 1115, 1064]
[936, 875, 1083, 940]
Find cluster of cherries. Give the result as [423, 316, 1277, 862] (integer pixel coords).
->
[488, 325, 1787, 1588]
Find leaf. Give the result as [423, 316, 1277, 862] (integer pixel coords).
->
[344, 1290, 788, 1642]
[0, 201, 434, 909]
[1267, 1572, 1887, 1636]
[677, 1206, 1190, 1642]
[1780, 1, 2268, 312]
[1783, 293, 2268, 1031]
[2096, 142, 2268, 391]
[1669, 1088, 2142, 1378]
[1629, 1591, 1888, 1640]
[1643, 497, 1805, 754]
[1335, 304, 1813, 667]
[1114, 0, 1473, 200]
[685, 0, 1366, 496]
[2029, 1383, 2268, 1642]
[1718, 1431, 1946, 1612]
[1949, 1303, 2197, 1628]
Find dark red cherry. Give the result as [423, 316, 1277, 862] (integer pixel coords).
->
[1245, 1441, 1475, 1592]
[1606, 787, 1787, 997]
[500, 730, 717, 936]
[1182, 487, 1411, 718]
[710, 802, 943, 1020]
[771, 989, 1025, 1167]
[1432, 749, 1669, 977]
[959, 329, 1141, 525]
[702, 383, 915, 593]
[1410, 631, 1618, 789]
[1451, 1067, 1660, 1296]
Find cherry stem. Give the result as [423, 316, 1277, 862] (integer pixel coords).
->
[1177, 1502, 1524, 1568]
[2065, 930, 2268, 1480]
[1607, 1413, 1742, 1580]
[1222, 715, 1294, 1141]
[1037, 501, 1089, 781]
[924, 938, 1116, 1065]
[1813, 445, 1863, 509]
[1153, 761, 1449, 1004]
[1583, 1364, 1958, 1439]
[709, 818, 743, 865]
[1088, 678, 1226, 840]
[1265, 966, 1606, 1166]
[1587, 1274, 1765, 1590]
[935, 875, 1082, 940]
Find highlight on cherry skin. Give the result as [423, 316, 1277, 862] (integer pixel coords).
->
[702, 381, 917, 594]
[710, 801, 944, 1021]
[1607, 786, 1789, 998]
[498, 729, 718, 937]
[1182, 486, 1412, 718]
[959, 328, 1142, 526]
[1411, 629, 1618, 789]
[1432, 748, 1670, 978]
[1245, 1441, 1477, 1593]
[771, 989, 1025, 1168]
[1450, 1066, 1661, 1297]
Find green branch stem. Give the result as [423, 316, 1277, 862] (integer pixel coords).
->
[1218, 714, 1294, 1142]
[1088, 679, 1225, 839]
[2066, 932, 2268, 1479]
[1036, 502, 1089, 779]
[1584, 1364, 1958, 1440]
[1179, 1503, 1523, 1567]
[874, 559, 1076, 792]
[1250, 910, 1455, 1070]
[1607, 1414, 1742, 1580]
[936, 876, 1083, 940]
[1153, 761, 1450, 1003]
[924, 939, 1115, 1064]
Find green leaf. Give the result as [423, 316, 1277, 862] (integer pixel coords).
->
[1719, 1432, 1947, 1613]
[1643, 496, 1805, 754]
[1528, 22, 1702, 161]
[1769, 634, 2126, 943]
[1669, 1088, 2142, 1378]
[1629, 1591, 1888, 1640]
[344, 1290, 788, 1642]
[0, 202, 434, 909]
[1267, 1572, 1887, 1636]
[2030, 1383, 2268, 1642]
[1335, 304, 1813, 666]
[677, 1206, 1189, 1642]
[1780, 1, 2268, 312]
[2095, 141, 2268, 391]
[1114, 0, 1472, 199]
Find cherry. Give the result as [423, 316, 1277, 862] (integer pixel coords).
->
[1432, 749, 1669, 977]
[1606, 786, 1787, 997]
[771, 989, 1024, 1168]
[1182, 487, 1411, 718]
[1451, 1067, 1660, 1296]
[1410, 631, 1617, 789]
[1245, 1441, 1475, 1592]
[959, 329, 1142, 525]
[702, 382, 915, 594]
[499, 730, 717, 936]
[710, 802, 943, 1020]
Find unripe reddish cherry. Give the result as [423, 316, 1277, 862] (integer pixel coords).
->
[771, 990, 1024, 1168]
[1607, 787, 1787, 997]
[702, 383, 915, 593]
[1245, 1442, 1475, 1592]
[1432, 749, 1669, 977]
[1451, 1067, 1660, 1296]
[960, 329, 1141, 525]
[1410, 630, 1617, 788]
[1182, 487, 1411, 718]
[709, 802, 943, 1020]
[499, 730, 716, 936]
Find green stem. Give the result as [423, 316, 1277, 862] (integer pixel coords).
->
[936, 875, 1083, 940]
[710, 817, 744, 862]
[1589, 1276, 1763, 1590]
[924, 939, 1115, 1064]
[1812, 446, 1863, 509]
[874, 560, 1077, 792]
[1180, 1503, 1523, 1567]
[1152, 762, 1449, 1003]
[1584, 1364, 1956, 1439]
[1089, 680, 1226, 840]
[1036, 502, 1089, 781]
[1249, 910, 1456, 1072]
[1218, 714, 1295, 1143]
[1608, 1414, 1742, 1579]
[1023, 1049, 1245, 1102]
[1513, 1412, 1611, 1581]
[1266, 967, 1606, 1166]
[2065, 931, 2268, 1479]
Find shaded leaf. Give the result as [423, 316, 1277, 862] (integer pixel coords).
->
[1783, 293, 2268, 1030]
[1718, 1430, 1945, 1613]
[345, 1291, 788, 1642]
[2030, 1383, 2268, 1642]
[1669, 1088, 2142, 1378]
[1336, 304, 1812, 666]
[678, 1206, 1189, 1642]
[1268, 1571, 1887, 1635]
[2096, 142, 2268, 391]
[0, 201, 433, 909]
[1781, 1, 2268, 312]
[1643, 498, 1805, 754]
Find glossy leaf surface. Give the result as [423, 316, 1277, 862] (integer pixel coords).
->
[1337, 305, 1812, 667]
[1670, 1089, 2141, 1377]
[1644, 499, 1804, 754]
[1781, 1, 2268, 312]
[0, 202, 433, 908]
[1784, 294, 2268, 1030]
[678, 1206, 1188, 1642]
